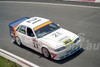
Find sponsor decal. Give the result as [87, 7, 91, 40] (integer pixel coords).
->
[27, 18, 41, 24]
[12, 24, 19, 38]
[34, 21, 52, 31]
[32, 39, 37, 42]
[63, 39, 74, 46]
[52, 54, 57, 59]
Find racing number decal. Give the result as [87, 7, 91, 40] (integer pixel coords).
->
[33, 42, 38, 48]
[52, 32, 62, 38]
[32, 39, 38, 48]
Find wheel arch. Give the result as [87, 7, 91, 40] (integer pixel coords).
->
[41, 45, 49, 53]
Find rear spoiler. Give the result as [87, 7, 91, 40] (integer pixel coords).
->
[9, 17, 29, 39]
[9, 17, 29, 28]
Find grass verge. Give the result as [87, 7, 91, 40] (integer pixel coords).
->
[0, 56, 21, 67]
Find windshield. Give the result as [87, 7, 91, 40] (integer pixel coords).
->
[35, 23, 60, 38]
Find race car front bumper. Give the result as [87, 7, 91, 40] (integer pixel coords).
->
[59, 45, 81, 60]
[50, 42, 81, 60]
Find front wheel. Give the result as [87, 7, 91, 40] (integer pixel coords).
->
[42, 47, 51, 59]
[15, 37, 22, 46]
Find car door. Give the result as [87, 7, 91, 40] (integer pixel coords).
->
[25, 27, 39, 51]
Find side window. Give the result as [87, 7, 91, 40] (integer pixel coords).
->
[27, 27, 34, 37]
[19, 25, 26, 34]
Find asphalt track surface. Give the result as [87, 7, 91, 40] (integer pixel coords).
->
[0, 1, 100, 67]
[1, 0, 100, 7]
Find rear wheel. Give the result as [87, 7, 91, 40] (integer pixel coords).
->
[15, 37, 22, 46]
[42, 47, 51, 59]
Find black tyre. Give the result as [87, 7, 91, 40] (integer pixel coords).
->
[42, 47, 51, 58]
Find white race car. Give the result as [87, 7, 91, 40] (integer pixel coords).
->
[9, 17, 81, 60]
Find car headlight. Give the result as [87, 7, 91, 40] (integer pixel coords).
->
[74, 38, 79, 43]
[55, 46, 66, 52]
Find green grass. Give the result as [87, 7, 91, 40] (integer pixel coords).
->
[0, 56, 22, 67]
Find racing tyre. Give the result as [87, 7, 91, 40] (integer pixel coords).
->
[15, 37, 22, 46]
[42, 47, 51, 59]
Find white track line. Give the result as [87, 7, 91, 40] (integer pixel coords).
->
[0, 48, 39, 67]
[0, 1, 100, 9]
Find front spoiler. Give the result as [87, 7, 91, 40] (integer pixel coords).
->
[59, 45, 81, 60]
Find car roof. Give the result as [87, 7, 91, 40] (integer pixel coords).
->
[20, 17, 50, 29]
